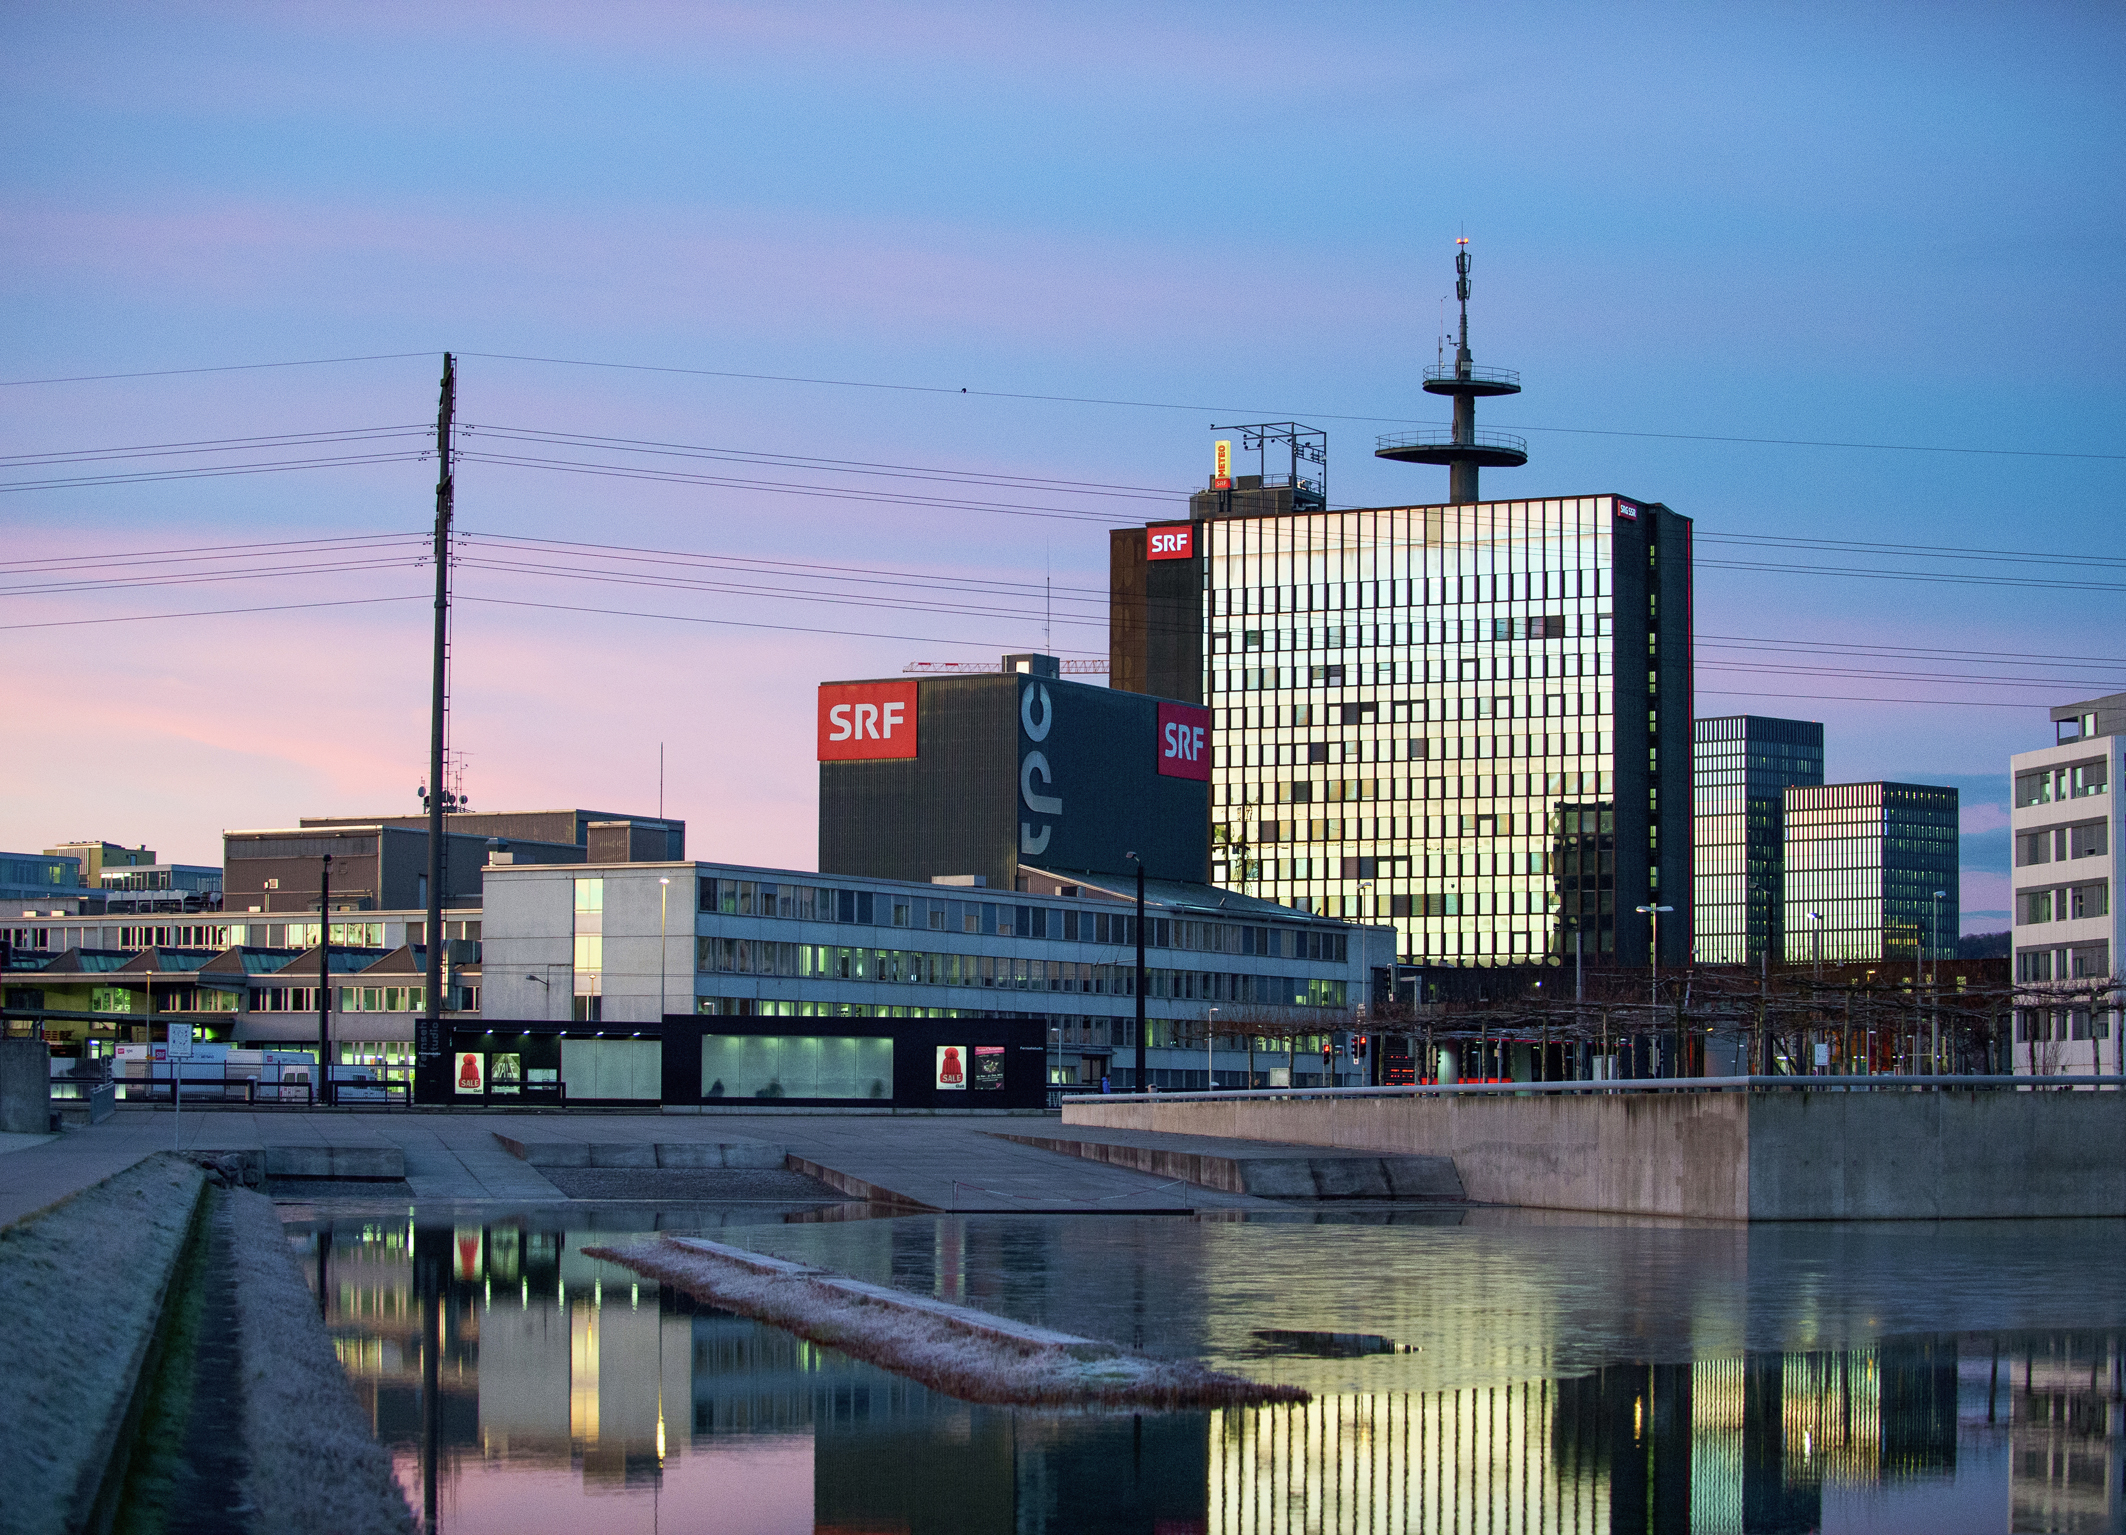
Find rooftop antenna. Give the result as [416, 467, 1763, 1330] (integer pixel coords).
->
[1376, 238, 1528, 504]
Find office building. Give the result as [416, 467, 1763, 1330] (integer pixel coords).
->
[476, 854, 1385, 1104]
[2, 851, 93, 915]
[817, 654, 1209, 891]
[1112, 492, 1693, 969]
[2009, 692, 2121, 1073]
[44, 841, 159, 889]
[1693, 715, 1824, 964]
[1111, 249, 1692, 970]
[1781, 782, 1958, 964]
[222, 807, 683, 914]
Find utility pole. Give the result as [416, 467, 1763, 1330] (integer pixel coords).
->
[1130, 852, 1147, 1093]
[317, 854, 332, 1106]
[417, 355, 455, 1104]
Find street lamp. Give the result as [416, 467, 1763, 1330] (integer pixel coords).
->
[1929, 889, 1945, 1073]
[1636, 902, 1675, 1077]
[1206, 1007, 1220, 1093]
[1809, 911, 1825, 1073]
[1127, 852, 1147, 1093]
[658, 877, 671, 1023]
[1634, 904, 1674, 1005]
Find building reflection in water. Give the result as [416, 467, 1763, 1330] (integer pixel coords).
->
[294, 1213, 2123, 1534]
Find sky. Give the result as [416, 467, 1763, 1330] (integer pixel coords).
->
[3, 1, 2121, 932]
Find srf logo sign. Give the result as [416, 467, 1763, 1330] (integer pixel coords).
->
[1147, 523, 1194, 561]
[818, 681, 919, 761]
[1156, 702, 1211, 780]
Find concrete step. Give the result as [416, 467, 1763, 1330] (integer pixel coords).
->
[994, 1130, 1465, 1201]
[492, 1133, 786, 1170]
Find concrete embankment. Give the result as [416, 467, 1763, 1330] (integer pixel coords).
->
[0, 1154, 414, 1534]
[1064, 1088, 2126, 1220]
[0, 1154, 208, 1533]
[990, 1128, 1464, 1200]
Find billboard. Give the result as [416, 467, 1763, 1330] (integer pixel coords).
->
[1147, 522, 1195, 561]
[1156, 701, 1210, 780]
[818, 681, 919, 761]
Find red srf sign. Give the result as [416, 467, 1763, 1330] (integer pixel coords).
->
[1157, 701, 1211, 780]
[1147, 523, 1194, 561]
[818, 681, 920, 761]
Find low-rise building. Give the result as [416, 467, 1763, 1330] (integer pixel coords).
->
[2, 851, 93, 915]
[476, 855, 1391, 1107]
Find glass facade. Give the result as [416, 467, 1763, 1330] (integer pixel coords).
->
[1194, 494, 1693, 967]
[1782, 782, 1959, 963]
[1693, 715, 1824, 964]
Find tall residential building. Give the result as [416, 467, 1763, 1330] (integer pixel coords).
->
[1693, 715, 1824, 965]
[2008, 692, 2120, 1072]
[1111, 493, 1694, 969]
[1781, 782, 1958, 964]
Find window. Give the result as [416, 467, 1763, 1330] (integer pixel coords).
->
[573, 878, 603, 913]
[2015, 831, 2050, 867]
[2071, 881, 2109, 920]
[2017, 890, 2054, 925]
[2069, 821, 2109, 859]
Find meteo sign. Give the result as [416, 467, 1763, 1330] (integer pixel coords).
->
[1156, 701, 1211, 780]
[1147, 523, 1194, 561]
[818, 681, 919, 761]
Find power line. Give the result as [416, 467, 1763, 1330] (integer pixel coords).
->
[0, 595, 424, 631]
[1696, 689, 2042, 709]
[458, 594, 1104, 653]
[0, 353, 434, 387]
[0, 531, 426, 574]
[459, 350, 2126, 462]
[0, 425, 432, 468]
[0, 450, 431, 494]
[464, 424, 1180, 499]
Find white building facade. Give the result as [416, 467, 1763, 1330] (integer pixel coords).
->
[2010, 693, 2123, 1074]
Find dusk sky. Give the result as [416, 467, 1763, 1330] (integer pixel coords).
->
[5, 2, 2121, 932]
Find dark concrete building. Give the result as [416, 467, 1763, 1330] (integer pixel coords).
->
[223, 808, 684, 915]
[816, 656, 1210, 892]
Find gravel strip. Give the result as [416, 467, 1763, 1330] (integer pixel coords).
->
[540, 1166, 847, 1201]
[224, 1188, 414, 1535]
[0, 1152, 205, 1535]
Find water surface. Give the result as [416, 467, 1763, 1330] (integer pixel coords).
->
[285, 1201, 2126, 1533]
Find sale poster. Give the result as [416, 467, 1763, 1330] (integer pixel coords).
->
[455, 1052, 485, 1094]
[935, 1045, 967, 1090]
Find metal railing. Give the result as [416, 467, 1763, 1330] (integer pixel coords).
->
[1374, 427, 1528, 456]
[1084, 1073, 2126, 1106]
[1423, 362, 1520, 388]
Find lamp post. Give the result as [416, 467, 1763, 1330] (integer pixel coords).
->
[317, 853, 333, 1107]
[1127, 852, 1147, 1093]
[1929, 888, 1944, 1073]
[1636, 903, 1674, 1076]
[658, 877, 671, 1023]
[1206, 1007, 1220, 1093]
[1809, 911, 1825, 1072]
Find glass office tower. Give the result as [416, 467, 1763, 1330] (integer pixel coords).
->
[1114, 493, 1694, 969]
[1782, 782, 1959, 963]
[1693, 715, 1824, 965]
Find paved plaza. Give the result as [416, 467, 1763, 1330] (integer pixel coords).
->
[0, 1105, 1286, 1225]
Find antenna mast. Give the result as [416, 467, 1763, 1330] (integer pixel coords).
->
[1375, 239, 1528, 504]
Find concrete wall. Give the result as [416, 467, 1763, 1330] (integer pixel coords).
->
[1062, 1090, 2126, 1221]
[0, 1037, 49, 1134]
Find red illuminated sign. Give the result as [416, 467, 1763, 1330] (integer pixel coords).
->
[818, 681, 920, 761]
[1156, 701, 1211, 780]
[1147, 523, 1195, 561]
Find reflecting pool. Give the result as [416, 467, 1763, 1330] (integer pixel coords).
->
[283, 1202, 2126, 1533]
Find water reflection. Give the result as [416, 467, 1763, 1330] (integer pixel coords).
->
[289, 1208, 2126, 1533]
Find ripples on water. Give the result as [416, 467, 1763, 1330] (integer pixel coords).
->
[285, 1202, 2126, 1533]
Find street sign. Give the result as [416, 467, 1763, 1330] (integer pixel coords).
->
[167, 1024, 194, 1059]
